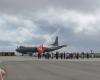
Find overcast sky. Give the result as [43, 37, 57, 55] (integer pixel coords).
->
[0, 0, 100, 52]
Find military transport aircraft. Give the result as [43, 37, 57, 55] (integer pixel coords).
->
[16, 36, 67, 56]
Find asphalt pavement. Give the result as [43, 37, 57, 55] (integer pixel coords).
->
[0, 56, 100, 80]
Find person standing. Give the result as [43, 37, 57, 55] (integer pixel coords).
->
[76, 53, 79, 59]
[38, 53, 41, 59]
[46, 52, 50, 59]
[56, 52, 59, 59]
[60, 53, 63, 59]
[86, 53, 89, 59]
[63, 52, 66, 59]
[51, 52, 54, 59]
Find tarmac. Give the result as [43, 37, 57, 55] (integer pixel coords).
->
[0, 56, 100, 80]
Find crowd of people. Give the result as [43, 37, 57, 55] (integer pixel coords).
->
[37, 52, 95, 59]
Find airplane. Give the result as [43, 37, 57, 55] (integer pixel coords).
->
[16, 36, 67, 56]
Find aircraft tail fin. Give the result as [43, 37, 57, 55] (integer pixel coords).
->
[51, 36, 58, 46]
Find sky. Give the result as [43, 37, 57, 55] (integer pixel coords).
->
[0, 0, 100, 52]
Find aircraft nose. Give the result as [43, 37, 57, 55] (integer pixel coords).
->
[16, 48, 19, 52]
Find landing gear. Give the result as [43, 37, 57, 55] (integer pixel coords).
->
[22, 53, 24, 56]
[38, 53, 41, 59]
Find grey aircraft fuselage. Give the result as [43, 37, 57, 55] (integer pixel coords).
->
[16, 45, 66, 54]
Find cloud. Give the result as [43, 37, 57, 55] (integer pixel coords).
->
[36, 8, 100, 35]
[0, 6, 100, 52]
[0, 0, 100, 14]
